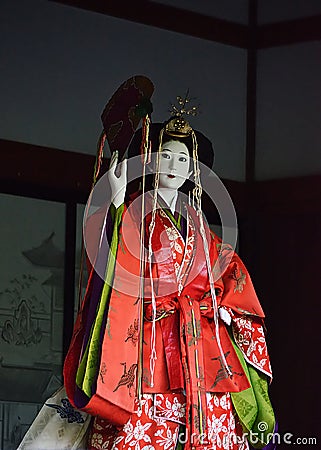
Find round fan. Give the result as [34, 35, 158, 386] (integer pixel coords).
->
[101, 75, 154, 160]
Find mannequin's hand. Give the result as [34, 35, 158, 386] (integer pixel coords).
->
[107, 151, 127, 208]
[219, 307, 232, 326]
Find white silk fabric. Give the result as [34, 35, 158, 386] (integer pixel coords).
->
[17, 386, 91, 450]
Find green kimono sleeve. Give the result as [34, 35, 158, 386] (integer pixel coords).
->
[76, 203, 124, 397]
[230, 333, 275, 449]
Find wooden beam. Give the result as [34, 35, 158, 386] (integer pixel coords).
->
[51, 0, 249, 48]
[257, 15, 321, 48]
[3, 139, 320, 223]
[239, 0, 258, 271]
[0, 139, 97, 203]
[52, 1, 321, 50]
[245, 0, 257, 184]
[0, 139, 247, 220]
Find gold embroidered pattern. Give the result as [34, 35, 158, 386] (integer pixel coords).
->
[230, 266, 246, 293]
[211, 352, 243, 388]
[99, 362, 107, 384]
[113, 363, 138, 396]
[125, 319, 139, 346]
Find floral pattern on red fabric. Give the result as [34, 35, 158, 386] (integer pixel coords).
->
[205, 393, 249, 450]
[153, 394, 186, 424]
[232, 315, 272, 378]
[87, 393, 249, 450]
[159, 208, 195, 295]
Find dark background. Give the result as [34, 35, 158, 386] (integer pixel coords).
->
[1, 1, 320, 448]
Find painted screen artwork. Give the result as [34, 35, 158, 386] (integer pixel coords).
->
[0, 193, 65, 450]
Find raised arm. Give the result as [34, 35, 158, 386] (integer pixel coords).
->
[107, 150, 127, 208]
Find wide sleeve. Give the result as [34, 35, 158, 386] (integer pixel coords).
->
[219, 250, 265, 318]
[218, 246, 272, 378]
[74, 203, 125, 396]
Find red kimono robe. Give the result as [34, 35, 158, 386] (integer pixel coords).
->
[64, 194, 274, 450]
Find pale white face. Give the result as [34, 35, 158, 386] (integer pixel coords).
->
[158, 140, 192, 190]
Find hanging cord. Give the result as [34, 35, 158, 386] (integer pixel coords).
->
[77, 131, 107, 311]
[77, 119, 154, 396]
[93, 131, 107, 186]
[191, 131, 232, 377]
[137, 115, 151, 400]
[146, 128, 164, 388]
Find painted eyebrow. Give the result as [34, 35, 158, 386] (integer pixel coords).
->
[161, 148, 189, 155]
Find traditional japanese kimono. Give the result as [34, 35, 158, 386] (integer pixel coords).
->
[64, 192, 275, 450]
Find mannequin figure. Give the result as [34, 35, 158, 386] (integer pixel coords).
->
[64, 115, 275, 450]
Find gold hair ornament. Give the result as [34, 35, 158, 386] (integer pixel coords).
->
[167, 91, 199, 137]
[169, 90, 199, 118]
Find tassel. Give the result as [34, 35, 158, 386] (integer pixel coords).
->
[191, 131, 232, 377]
[93, 131, 106, 187]
[140, 116, 151, 165]
[76, 131, 106, 311]
[147, 128, 164, 388]
[137, 115, 151, 401]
